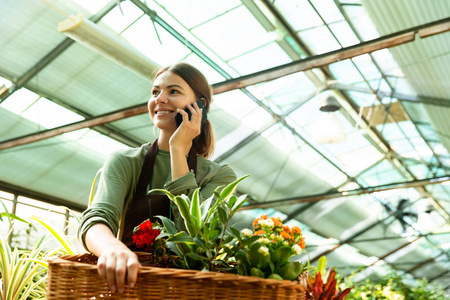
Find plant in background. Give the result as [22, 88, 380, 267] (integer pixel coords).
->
[230, 214, 307, 280]
[345, 270, 448, 300]
[0, 200, 80, 300]
[306, 256, 352, 300]
[152, 175, 250, 271]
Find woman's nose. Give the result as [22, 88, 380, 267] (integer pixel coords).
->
[155, 92, 168, 103]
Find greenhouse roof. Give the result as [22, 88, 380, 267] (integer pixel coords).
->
[1, 0, 449, 289]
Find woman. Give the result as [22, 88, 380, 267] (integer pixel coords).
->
[78, 63, 236, 293]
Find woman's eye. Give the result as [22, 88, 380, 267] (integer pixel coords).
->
[170, 90, 180, 94]
[152, 90, 160, 96]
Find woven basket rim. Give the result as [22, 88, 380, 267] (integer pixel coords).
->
[48, 253, 306, 290]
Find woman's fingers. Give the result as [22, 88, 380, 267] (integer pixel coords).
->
[97, 251, 140, 293]
[127, 256, 141, 288]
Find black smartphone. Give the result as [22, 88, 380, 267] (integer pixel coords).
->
[175, 98, 208, 127]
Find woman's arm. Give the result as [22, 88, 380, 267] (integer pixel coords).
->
[85, 223, 140, 293]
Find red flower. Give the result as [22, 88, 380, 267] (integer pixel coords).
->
[132, 220, 161, 252]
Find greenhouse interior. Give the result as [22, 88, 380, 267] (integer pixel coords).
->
[1, 0, 450, 298]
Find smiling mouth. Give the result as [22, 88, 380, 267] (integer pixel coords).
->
[156, 110, 174, 114]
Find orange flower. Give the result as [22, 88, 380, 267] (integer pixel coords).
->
[282, 225, 290, 234]
[252, 218, 259, 228]
[280, 231, 291, 240]
[299, 238, 305, 249]
[272, 217, 282, 227]
[254, 230, 265, 236]
[292, 226, 301, 234]
[261, 215, 268, 220]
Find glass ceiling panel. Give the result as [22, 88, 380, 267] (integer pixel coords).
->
[371, 49, 405, 78]
[101, 1, 144, 33]
[191, 5, 273, 61]
[153, 0, 241, 30]
[254, 72, 316, 114]
[311, 0, 345, 23]
[274, 0, 323, 31]
[346, 91, 377, 107]
[297, 25, 341, 54]
[352, 54, 382, 81]
[359, 159, 405, 186]
[329, 59, 365, 85]
[0, 88, 40, 114]
[183, 53, 226, 84]
[72, 0, 110, 14]
[329, 20, 360, 48]
[0, 76, 12, 88]
[341, 2, 379, 42]
[228, 42, 292, 76]
[122, 17, 191, 66]
[20, 97, 84, 129]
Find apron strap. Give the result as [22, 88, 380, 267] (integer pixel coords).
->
[135, 139, 198, 195]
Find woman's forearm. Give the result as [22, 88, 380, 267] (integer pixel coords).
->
[85, 223, 126, 256]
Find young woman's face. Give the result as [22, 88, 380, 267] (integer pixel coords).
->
[148, 71, 197, 132]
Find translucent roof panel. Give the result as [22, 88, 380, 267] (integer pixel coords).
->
[253, 72, 317, 114]
[153, 0, 241, 30]
[329, 59, 366, 85]
[359, 159, 405, 186]
[273, 0, 323, 31]
[191, 5, 274, 61]
[297, 26, 341, 54]
[121, 18, 191, 66]
[228, 42, 292, 76]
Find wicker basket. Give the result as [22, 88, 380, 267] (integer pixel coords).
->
[47, 253, 306, 300]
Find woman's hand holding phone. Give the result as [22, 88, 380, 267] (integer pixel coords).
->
[169, 100, 204, 152]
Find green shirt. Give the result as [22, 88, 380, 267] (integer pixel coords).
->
[78, 142, 236, 250]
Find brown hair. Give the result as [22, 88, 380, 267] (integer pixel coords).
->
[154, 62, 215, 158]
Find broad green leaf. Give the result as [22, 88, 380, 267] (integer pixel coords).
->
[166, 241, 183, 258]
[88, 168, 102, 207]
[148, 188, 176, 201]
[174, 196, 193, 229]
[156, 215, 178, 235]
[317, 255, 327, 278]
[186, 252, 209, 261]
[219, 175, 250, 200]
[227, 195, 238, 210]
[167, 231, 195, 243]
[200, 194, 214, 223]
[0, 212, 28, 224]
[217, 206, 228, 225]
[231, 194, 249, 215]
[229, 227, 241, 239]
[190, 188, 201, 228]
[193, 237, 207, 250]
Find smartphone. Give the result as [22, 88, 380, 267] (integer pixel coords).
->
[175, 98, 208, 127]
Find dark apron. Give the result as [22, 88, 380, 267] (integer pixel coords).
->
[121, 139, 197, 250]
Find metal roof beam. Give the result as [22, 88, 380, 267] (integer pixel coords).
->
[0, 180, 85, 212]
[212, 17, 450, 94]
[0, 102, 148, 151]
[330, 83, 450, 108]
[238, 175, 450, 210]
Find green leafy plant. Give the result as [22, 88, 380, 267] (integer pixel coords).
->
[345, 270, 448, 300]
[0, 202, 80, 300]
[151, 175, 250, 271]
[230, 214, 307, 280]
[306, 256, 352, 300]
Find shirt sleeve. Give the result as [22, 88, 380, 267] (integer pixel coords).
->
[77, 151, 134, 250]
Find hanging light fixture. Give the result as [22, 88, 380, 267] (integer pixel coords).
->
[58, 14, 159, 78]
[313, 94, 347, 144]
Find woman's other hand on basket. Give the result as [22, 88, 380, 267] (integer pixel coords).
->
[85, 223, 140, 293]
